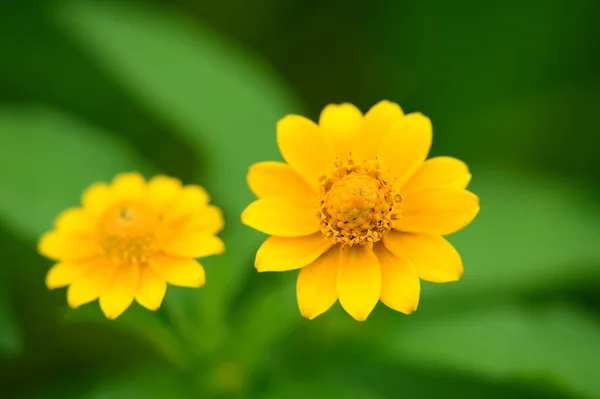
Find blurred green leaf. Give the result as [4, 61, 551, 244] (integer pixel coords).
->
[427, 167, 600, 304]
[13, 364, 190, 399]
[80, 365, 191, 399]
[0, 106, 152, 240]
[231, 274, 300, 368]
[56, 0, 303, 328]
[260, 381, 384, 399]
[64, 303, 188, 369]
[387, 304, 600, 399]
[14, 364, 190, 399]
[374, 0, 597, 167]
[161, 287, 205, 347]
[277, 338, 565, 399]
[0, 281, 22, 356]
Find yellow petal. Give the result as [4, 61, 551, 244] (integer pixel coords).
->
[81, 182, 112, 217]
[135, 267, 167, 310]
[248, 161, 316, 199]
[166, 201, 223, 235]
[374, 243, 420, 314]
[151, 256, 206, 288]
[402, 156, 471, 194]
[337, 245, 381, 321]
[112, 172, 147, 197]
[242, 197, 320, 237]
[296, 245, 340, 319]
[54, 208, 93, 234]
[396, 187, 480, 235]
[377, 112, 432, 188]
[148, 175, 183, 208]
[192, 205, 225, 235]
[66, 259, 118, 308]
[168, 185, 211, 216]
[319, 103, 363, 161]
[352, 101, 403, 161]
[383, 231, 463, 282]
[255, 233, 334, 272]
[163, 233, 225, 258]
[38, 231, 102, 261]
[99, 263, 140, 319]
[46, 261, 94, 289]
[181, 185, 210, 207]
[277, 115, 335, 189]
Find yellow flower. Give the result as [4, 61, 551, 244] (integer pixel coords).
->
[242, 101, 479, 321]
[38, 173, 225, 319]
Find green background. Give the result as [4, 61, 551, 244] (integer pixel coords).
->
[1, 0, 599, 398]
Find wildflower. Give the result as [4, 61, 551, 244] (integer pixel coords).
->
[242, 101, 479, 321]
[39, 173, 225, 319]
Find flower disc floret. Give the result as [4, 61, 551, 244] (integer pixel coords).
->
[318, 159, 401, 246]
[99, 202, 161, 265]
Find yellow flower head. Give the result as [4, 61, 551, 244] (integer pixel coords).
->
[242, 101, 480, 321]
[39, 173, 225, 319]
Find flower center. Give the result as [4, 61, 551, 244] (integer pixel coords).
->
[99, 202, 162, 264]
[318, 159, 402, 246]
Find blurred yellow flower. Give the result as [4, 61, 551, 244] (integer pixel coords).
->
[242, 101, 480, 321]
[39, 173, 225, 319]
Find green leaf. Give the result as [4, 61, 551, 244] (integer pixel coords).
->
[0, 281, 22, 356]
[260, 381, 384, 399]
[64, 303, 188, 369]
[55, 0, 303, 322]
[17, 364, 192, 399]
[374, 0, 595, 167]
[273, 321, 567, 399]
[388, 305, 600, 399]
[230, 274, 300, 368]
[0, 106, 152, 240]
[81, 366, 191, 399]
[426, 167, 600, 304]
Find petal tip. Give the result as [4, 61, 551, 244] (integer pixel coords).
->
[299, 308, 314, 320]
[211, 238, 226, 256]
[463, 173, 473, 188]
[276, 114, 310, 137]
[113, 171, 144, 180]
[45, 273, 60, 290]
[37, 232, 55, 257]
[410, 300, 420, 313]
[254, 261, 273, 273]
[254, 258, 269, 273]
[299, 307, 325, 320]
[100, 300, 131, 320]
[66, 294, 83, 309]
[240, 205, 252, 225]
[141, 302, 161, 311]
[304, 313, 320, 321]
[345, 306, 375, 322]
[188, 275, 207, 288]
[352, 313, 370, 322]
[373, 99, 401, 110]
[102, 310, 122, 320]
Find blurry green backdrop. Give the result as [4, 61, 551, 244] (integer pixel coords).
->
[1, 0, 600, 398]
